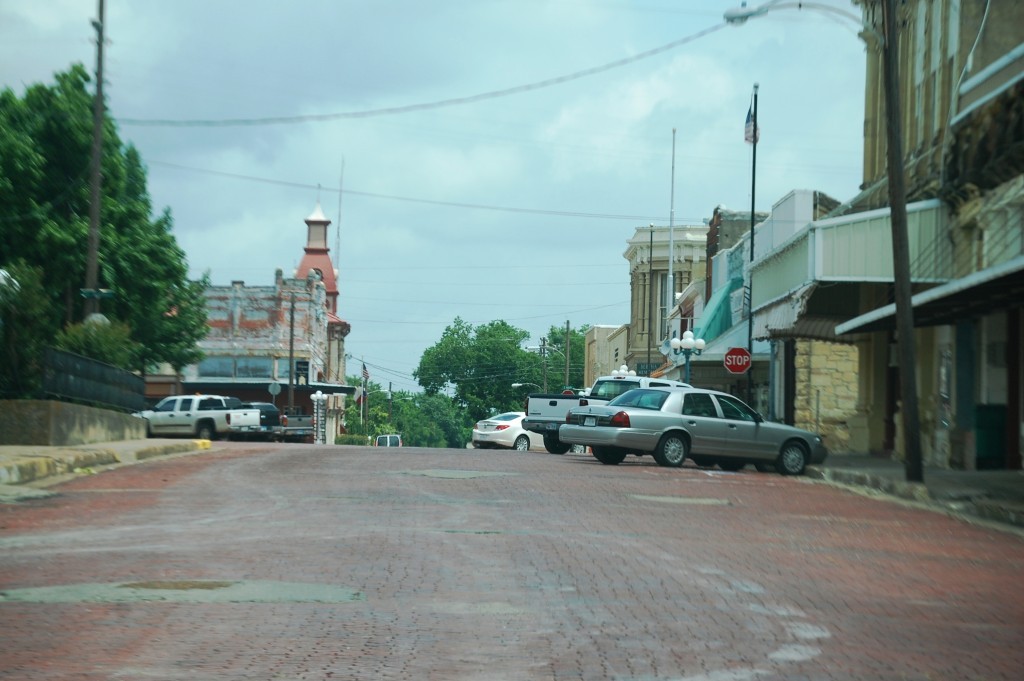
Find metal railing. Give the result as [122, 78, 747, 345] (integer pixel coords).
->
[42, 347, 145, 413]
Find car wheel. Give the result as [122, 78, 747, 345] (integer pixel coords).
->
[543, 434, 571, 455]
[195, 422, 215, 440]
[717, 459, 746, 472]
[514, 435, 530, 452]
[653, 432, 688, 468]
[775, 441, 809, 476]
[591, 446, 627, 466]
[145, 421, 153, 438]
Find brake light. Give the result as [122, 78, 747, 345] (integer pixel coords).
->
[495, 424, 510, 431]
[226, 413, 231, 424]
[609, 411, 631, 428]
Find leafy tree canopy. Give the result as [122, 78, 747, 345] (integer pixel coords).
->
[0, 64, 208, 381]
[414, 318, 589, 423]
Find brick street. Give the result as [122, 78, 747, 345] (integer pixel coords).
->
[1, 444, 1022, 680]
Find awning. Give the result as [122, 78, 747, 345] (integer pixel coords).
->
[694, 276, 742, 341]
[836, 255, 1024, 335]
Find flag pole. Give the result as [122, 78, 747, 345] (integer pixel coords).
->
[747, 83, 758, 407]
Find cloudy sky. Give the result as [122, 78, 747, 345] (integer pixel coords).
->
[1, 0, 866, 392]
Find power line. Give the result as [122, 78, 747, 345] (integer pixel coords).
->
[150, 160, 667, 221]
[119, 23, 728, 127]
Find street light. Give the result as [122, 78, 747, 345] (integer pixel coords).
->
[610, 365, 637, 377]
[512, 382, 541, 390]
[311, 390, 326, 445]
[670, 330, 706, 384]
[724, 0, 922, 482]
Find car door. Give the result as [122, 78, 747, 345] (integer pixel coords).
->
[680, 392, 731, 455]
[714, 394, 775, 460]
[148, 397, 186, 435]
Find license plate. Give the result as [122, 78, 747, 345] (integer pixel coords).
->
[584, 416, 596, 427]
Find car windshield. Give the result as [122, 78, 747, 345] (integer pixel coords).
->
[608, 389, 668, 410]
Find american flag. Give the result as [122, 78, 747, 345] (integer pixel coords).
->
[361, 363, 370, 381]
[744, 105, 759, 144]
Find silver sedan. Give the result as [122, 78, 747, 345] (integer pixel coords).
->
[559, 387, 827, 474]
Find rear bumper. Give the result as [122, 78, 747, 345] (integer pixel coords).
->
[559, 424, 655, 451]
[522, 418, 561, 435]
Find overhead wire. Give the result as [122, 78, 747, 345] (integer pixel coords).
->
[119, 22, 729, 127]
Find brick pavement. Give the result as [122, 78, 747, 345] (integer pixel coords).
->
[1, 444, 1023, 680]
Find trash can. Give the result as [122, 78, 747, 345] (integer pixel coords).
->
[975, 404, 1007, 470]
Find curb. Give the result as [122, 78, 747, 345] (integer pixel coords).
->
[805, 466, 931, 503]
[0, 441, 207, 486]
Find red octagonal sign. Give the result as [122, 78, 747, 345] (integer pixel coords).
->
[724, 347, 752, 374]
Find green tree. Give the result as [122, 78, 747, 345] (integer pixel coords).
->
[415, 318, 541, 422]
[0, 65, 208, 374]
[53, 319, 139, 370]
[0, 262, 59, 397]
[540, 323, 589, 391]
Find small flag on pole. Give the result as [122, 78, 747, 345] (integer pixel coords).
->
[744, 104, 759, 144]
[361, 363, 370, 381]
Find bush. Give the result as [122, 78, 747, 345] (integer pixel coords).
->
[335, 434, 371, 446]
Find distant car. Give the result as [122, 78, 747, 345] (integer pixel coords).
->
[472, 412, 540, 452]
[560, 387, 827, 474]
[240, 401, 281, 441]
[374, 434, 403, 447]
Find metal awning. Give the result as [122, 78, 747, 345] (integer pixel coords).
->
[836, 255, 1024, 335]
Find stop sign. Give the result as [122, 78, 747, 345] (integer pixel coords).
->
[724, 347, 752, 374]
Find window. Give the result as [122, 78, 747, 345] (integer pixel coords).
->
[198, 357, 234, 377]
[682, 393, 717, 418]
[716, 395, 757, 422]
[236, 356, 273, 378]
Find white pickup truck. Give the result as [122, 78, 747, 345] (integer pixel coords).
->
[522, 375, 691, 454]
[135, 394, 245, 440]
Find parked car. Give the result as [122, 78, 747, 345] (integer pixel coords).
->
[374, 434, 403, 447]
[228, 402, 281, 441]
[560, 387, 827, 474]
[472, 412, 541, 452]
[134, 394, 243, 440]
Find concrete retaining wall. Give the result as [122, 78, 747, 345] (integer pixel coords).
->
[0, 400, 146, 446]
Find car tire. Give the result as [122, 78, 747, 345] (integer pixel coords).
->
[653, 432, 688, 468]
[514, 435, 530, 452]
[591, 446, 627, 465]
[196, 421, 215, 441]
[717, 459, 746, 472]
[543, 434, 571, 455]
[775, 441, 809, 476]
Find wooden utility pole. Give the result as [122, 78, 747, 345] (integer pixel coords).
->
[882, 0, 923, 482]
[83, 0, 105, 318]
[564, 320, 570, 389]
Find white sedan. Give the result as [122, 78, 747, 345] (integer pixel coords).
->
[471, 412, 543, 452]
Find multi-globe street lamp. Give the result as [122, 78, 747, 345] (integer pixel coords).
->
[610, 365, 637, 377]
[670, 330, 706, 384]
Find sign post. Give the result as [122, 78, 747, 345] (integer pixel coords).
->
[724, 347, 752, 375]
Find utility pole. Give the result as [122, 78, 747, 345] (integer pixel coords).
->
[647, 225, 654, 376]
[564, 320, 570, 389]
[541, 337, 549, 392]
[747, 84, 758, 407]
[288, 292, 296, 415]
[83, 0, 105, 318]
[881, 0, 923, 482]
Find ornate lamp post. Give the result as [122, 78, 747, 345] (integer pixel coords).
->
[670, 330, 706, 384]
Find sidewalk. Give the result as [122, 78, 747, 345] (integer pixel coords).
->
[0, 439, 209, 501]
[2, 441, 1023, 532]
[807, 454, 1024, 531]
